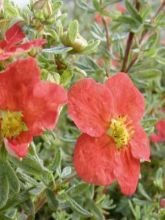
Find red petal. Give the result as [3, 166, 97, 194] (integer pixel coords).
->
[0, 39, 46, 61]
[17, 39, 46, 51]
[74, 134, 116, 186]
[150, 120, 165, 143]
[0, 58, 40, 110]
[116, 3, 126, 14]
[5, 23, 25, 45]
[156, 120, 165, 138]
[0, 40, 7, 49]
[114, 147, 140, 195]
[23, 81, 67, 135]
[150, 134, 163, 143]
[130, 124, 150, 161]
[68, 78, 114, 137]
[5, 132, 32, 158]
[0, 52, 13, 60]
[105, 73, 145, 121]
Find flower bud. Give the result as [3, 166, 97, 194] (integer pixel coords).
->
[61, 32, 87, 53]
[32, 0, 53, 18]
[160, 199, 165, 208]
[72, 34, 88, 52]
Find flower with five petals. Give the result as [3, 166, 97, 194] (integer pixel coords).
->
[68, 73, 150, 195]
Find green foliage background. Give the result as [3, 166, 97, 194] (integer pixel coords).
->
[0, 0, 165, 219]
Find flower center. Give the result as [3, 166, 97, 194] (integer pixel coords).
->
[107, 116, 134, 149]
[1, 111, 28, 139]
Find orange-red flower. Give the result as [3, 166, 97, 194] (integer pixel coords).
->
[150, 120, 165, 143]
[94, 13, 111, 25]
[115, 3, 126, 14]
[68, 73, 150, 195]
[0, 58, 67, 157]
[0, 23, 46, 60]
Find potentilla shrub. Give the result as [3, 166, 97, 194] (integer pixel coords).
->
[0, 0, 164, 220]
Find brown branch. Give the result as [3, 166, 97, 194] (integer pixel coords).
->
[121, 0, 141, 72]
[126, 0, 165, 72]
[154, 0, 165, 18]
[102, 17, 110, 51]
[101, 17, 111, 77]
[121, 32, 134, 72]
[125, 55, 138, 72]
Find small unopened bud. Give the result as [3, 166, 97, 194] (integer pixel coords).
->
[33, 0, 53, 18]
[160, 199, 165, 208]
[61, 32, 87, 53]
[33, 0, 46, 10]
[72, 34, 88, 52]
[61, 31, 70, 46]
[45, 0, 53, 17]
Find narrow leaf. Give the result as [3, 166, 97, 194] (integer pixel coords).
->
[68, 20, 79, 43]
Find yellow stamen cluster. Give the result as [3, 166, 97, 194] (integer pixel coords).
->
[107, 116, 134, 149]
[1, 111, 27, 139]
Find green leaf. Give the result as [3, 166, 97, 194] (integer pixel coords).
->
[60, 69, 73, 86]
[61, 166, 72, 178]
[146, 32, 159, 49]
[92, 0, 101, 11]
[68, 20, 79, 43]
[52, 1, 62, 11]
[0, 166, 9, 208]
[0, 147, 8, 162]
[43, 46, 72, 54]
[133, 69, 162, 80]
[83, 40, 100, 54]
[156, 47, 165, 65]
[125, 0, 142, 23]
[87, 199, 105, 220]
[11, 156, 46, 177]
[154, 168, 164, 190]
[5, 162, 20, 194]
[46, 188, 58, 210]
[0, 190, 31, 212]
[116, 15, 141, 31]
[68, 183, 89, 196]
[138, 183, 151, 200]
[0, 215, 12, 220]
[66, 195, 93, 217]
[49, 147, 61, 172]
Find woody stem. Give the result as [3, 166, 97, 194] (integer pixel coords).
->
[121, 0, 141, 72]
[126, 0, 165, 72]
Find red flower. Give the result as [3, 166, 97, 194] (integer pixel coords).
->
[115, 3, 126, 14]
[0, 23, 46, 60]
[94, 13, 111, 25]
[68, 73, 150, 195]
[94, 13, 102, 24]
[160, 198, 165, 208]
[150, 120, 165, 143]
[0, 58, 67, 158]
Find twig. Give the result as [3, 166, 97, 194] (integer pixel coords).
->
[126, 0, 165, 72]
[102, 17, 110, 51]
[121, 32, 134, 72]
[121, 0, 141, 72]
[125, 55, 138, 72]
[154, 0, 165, 18]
